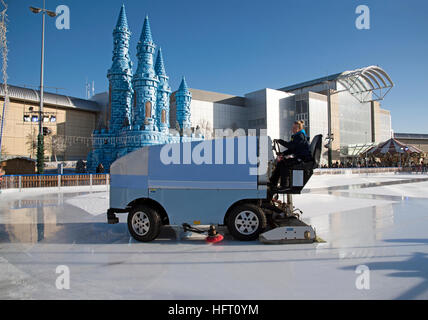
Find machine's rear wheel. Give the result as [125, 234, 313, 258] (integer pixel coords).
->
[127, 204, 161, 242]
[227, 203, 267, 241]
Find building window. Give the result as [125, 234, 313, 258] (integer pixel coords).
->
[43, 116, 49, 123]
[145, 101, 151, 118]
[31, 115, 38, 122]
[24, 115, 31, 122]
[50, 116, 56, 122]
[161, 109, 166, 123]
[296, 113, 308, 121]
[248, 118, 266, 127]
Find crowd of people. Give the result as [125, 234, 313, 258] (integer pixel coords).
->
[321, 158, 427, 172]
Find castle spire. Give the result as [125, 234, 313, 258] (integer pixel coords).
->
[133, 14, 159, 131]
[155, 47, 166, 76]
[115, 4, 128, 31]
[175, 76, 192, 131]
[110, 4, 132, 70]
[178, 77, 189, 92]
[155, 48, 171, 132]
[140, 15, 153, 44]
[108, 5, 133, 133]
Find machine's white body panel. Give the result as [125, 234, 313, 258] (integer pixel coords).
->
[259, 225, 316, 244]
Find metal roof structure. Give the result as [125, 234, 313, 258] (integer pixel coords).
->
[336, 66, 394, 103]
[280, 65, 394, 103]
[0, 84, 102, 112]
[342, 142, 376, 157]
[394, 133, 428, 140]
[279, 73, 342, 92]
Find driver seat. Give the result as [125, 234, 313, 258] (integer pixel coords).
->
[277, 134, 323, 194]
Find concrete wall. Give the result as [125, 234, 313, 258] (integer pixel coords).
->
[266, 89, 295, 141]
[245, 89, 267, 133]
[0, 98, 97, 161]
[308, 92, 328, 165]
[376, 106, 392, 143]
[170, 88, 247, 139]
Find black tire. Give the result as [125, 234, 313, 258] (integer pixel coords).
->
[127, 204, 161, 242]
[227, 203, 267, 241]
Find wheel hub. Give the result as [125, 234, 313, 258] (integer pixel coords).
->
[235, 210, 259, 235]
[132, 211, 150, 236]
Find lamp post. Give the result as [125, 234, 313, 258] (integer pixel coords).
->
[324, 80, 335, 167]
[30, 1, 56, 174]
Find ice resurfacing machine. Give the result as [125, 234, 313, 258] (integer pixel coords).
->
[107, 134, 322, 244]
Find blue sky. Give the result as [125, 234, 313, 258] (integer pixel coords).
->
[4, 0, 428, 133]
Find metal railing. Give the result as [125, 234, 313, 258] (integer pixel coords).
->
[0, 173, 109, 190]
[1, 168, 426, 191]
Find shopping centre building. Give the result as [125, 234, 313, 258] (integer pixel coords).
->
[0, 66, 397, 166]
[170, 65, 395, 165]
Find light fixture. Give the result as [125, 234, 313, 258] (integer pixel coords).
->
[46, 10, 57, 17]
[29, 6, 42, 14]
[29, 6, 56, 17]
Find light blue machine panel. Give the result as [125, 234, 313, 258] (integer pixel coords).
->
[109, 136, 267, 224]
[148, 188, 266, 225]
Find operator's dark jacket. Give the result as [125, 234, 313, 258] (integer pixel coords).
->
[277, 130, 312, 161]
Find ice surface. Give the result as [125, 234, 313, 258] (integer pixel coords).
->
[0, 173, 428, 299]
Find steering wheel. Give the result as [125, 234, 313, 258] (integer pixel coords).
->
[272, 139, 282, 158]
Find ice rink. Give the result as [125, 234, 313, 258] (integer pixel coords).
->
[1, 173, 428, 299]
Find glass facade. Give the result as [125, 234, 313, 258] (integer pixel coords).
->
[337, 87, 372, 147]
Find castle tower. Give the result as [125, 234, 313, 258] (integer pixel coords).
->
[175, 77, 192, 131]
[155, 48, 171, 132]
[87, 7, 202, 173]
[132, 15, 159, 131]
[107, 5, 133, 133]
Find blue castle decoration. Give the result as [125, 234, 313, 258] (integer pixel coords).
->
[87, 5, 202, 172]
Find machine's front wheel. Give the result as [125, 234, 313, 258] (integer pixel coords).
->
[127, 204, 161, 242]
[227, 203, 267, 241]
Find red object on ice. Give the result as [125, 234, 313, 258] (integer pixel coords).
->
[206, 234, 224, 243]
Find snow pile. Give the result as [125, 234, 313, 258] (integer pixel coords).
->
[65, 192, 109, 216]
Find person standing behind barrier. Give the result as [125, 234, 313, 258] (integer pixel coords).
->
[96, 163, 104, 173]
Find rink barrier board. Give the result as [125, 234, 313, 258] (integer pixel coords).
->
[1, 168, 426, 191]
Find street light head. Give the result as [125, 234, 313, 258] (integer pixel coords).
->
[29, 6, 42, 14]
[46, 10, 57, 18]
